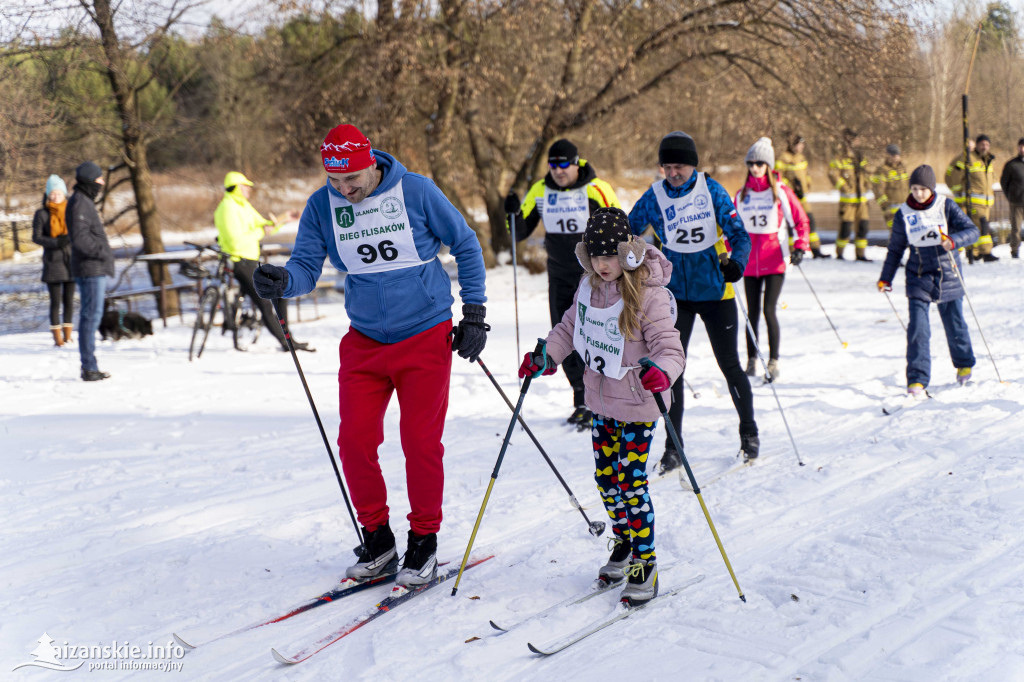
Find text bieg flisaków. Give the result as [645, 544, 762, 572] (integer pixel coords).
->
[338, 222, 406, 242]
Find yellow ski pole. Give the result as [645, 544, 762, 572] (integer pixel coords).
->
[640, 357, 746, 602]
[451, 339, 544, 596]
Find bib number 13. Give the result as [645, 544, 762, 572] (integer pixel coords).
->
[674, 225, 706, 245]
[357, 240, 399, 264]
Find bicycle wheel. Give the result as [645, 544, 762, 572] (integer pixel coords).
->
[189, 286, 220, 361]
[232, 291, 262, 352]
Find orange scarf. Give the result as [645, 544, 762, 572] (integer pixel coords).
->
[47, 200, 67, 237]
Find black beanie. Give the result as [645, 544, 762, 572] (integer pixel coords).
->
[659, 131, 698, 166]
[909, 165, 936, 191]
[583, 207, 632, 257]
[976, 134, 990, 144]
[548, 139, 579, 164]
[75, 161, 103, 183]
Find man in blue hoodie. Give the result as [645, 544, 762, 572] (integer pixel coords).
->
[628, 131, 759, 471]
[253, 124, 487, 588]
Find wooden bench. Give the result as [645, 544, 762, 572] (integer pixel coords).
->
[105, 281, 201, 327]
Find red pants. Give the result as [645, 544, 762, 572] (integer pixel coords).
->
[337, 320, 452, 535]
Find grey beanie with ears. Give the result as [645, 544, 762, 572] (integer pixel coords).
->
[574, 207, 646, 274]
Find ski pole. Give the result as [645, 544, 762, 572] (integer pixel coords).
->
[508, 209, 522, 384]
[685, 377, 701, 399]
[475, 356, 605, 537]
[452, 339, 543, 597]
[883, 290, 907, 332]
[272, 299, 364, 551]
[945, 251, 1004, 382]
[795, 263, 848, 349]
[733, 288, 805, 466]
[638, 357, 746, 603]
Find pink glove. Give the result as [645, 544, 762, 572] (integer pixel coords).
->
[518, 351, 557, 379]
[640, 364, 671, 393]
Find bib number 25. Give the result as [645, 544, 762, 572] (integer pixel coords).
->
[356, 240, 399, 264]
[674, 225, 706, 245]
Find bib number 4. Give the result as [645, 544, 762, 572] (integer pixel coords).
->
[357, 240, 399, 264]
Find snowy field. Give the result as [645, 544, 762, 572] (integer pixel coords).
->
[2, 243, 1024, 680]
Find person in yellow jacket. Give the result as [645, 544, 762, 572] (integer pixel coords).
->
[827, 129, 872, 261]
[945, 135, 999, 263]
[214, 171, 313, 351]
[871, 144, 909, 234]
[776, 134, 829, 258]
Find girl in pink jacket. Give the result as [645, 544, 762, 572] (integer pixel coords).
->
[519, 207, 685, 606]
[734, 137, 810, 381]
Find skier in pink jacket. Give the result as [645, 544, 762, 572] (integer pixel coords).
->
[733, 137, 809, 382]
[519, 207, 685, 606]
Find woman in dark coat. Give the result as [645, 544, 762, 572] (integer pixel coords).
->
[31, 175, 75, 346]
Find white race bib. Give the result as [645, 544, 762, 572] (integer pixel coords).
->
[328, 179, 430, 274]
[540, 186, 590, 234]
[572, 278, 630, 379]
[651, 173, 717, 253]
[736, 188, 782, 235]
[902, 201, 947, 247]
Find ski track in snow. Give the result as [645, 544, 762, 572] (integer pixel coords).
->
[2, 244, 1023, 680]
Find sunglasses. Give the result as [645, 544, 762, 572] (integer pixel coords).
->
[548, 158, 577, 169]
[746, 161, 767, 168]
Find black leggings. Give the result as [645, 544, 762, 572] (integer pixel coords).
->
[47, 282, 75, 326]
[667, 298, 757, 453]
[231, 258, 289, 348]
[743, 274, 785, 360]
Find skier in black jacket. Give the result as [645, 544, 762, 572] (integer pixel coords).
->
[506, 140, 622, 428]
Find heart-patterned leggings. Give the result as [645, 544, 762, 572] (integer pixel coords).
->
[592, 415, 656, 562]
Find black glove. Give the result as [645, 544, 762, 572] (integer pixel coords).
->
[504, 191, 521, 215]
[252, 263, 289, 299]
[719, 258, 744, 283]
[451, 304, 488, 362]
[56, 234, 70, 247]
[790, 249, 804, 266]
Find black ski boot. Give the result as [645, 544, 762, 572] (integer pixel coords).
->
[567, 405, 592, 431]
[598, 535, 633, 584]
[345, 523, 397, 580]
[395, 530, 438, 587]
[740, 433, 760, 462]
[657, 447, 683, 475]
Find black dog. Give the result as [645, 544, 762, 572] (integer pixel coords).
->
[99, 310, 154, 340]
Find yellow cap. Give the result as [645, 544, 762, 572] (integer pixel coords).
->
[224, 171, 254, 189]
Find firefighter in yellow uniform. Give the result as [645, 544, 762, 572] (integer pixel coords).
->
[871, 144, 909, 235]
[827, 129, 872, 261]
[776, 134, 829, 258]
[946, 134, 999, 263]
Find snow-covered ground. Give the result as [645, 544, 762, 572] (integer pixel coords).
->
[2, 243, 1024, 680]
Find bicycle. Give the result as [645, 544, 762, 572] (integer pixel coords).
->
[182, 242, 262, 361]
